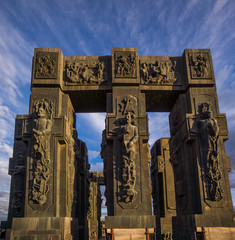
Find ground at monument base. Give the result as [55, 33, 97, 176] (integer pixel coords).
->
[196, 227, 235, 240]
[106, 228, 154, 240]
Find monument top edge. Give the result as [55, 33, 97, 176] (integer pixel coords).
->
[33, 48, 212, 57]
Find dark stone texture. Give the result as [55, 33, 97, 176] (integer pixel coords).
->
[1, 48, 234, 240]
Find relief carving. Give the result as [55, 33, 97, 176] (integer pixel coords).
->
[35, 53, 57, 78]
[190, 54, 209, 78]
[67, 111, 76, 212]
[115, 96, 138, 203]
[31, 99, 54, 204]
[65, 60, 106, 84]
[140, 60, 179, 84]
[162, 233, 173, 240]
[115, 52, 136, 78]
[198, 102, 223, 201]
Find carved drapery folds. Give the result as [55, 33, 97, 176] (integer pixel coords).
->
[34, 52, 57, 78]
[115, 52, 136, 78]
[198, 102, 223, 202]
[116, 96, 138, 203]
[31, 99, 54, 204]
[189, 53, 210, 78]
[140, 59, 179, 84]
[64, 59, 107, 84]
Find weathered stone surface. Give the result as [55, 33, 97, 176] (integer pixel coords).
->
[151, 138, 176, 239]
[2, 48, 234, 240]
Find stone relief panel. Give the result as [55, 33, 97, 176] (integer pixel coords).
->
[189, 53, 211, 79]
[34, 52, 58, 79]
[66, 110, 76, 212]
[115, 52, 137, 78]
[64, 58, 108, 85]
[198, 102, 223, 202]
[31, 98, 54, 205]
[140, 58, 180, 85]
[115, 95, 139, 204]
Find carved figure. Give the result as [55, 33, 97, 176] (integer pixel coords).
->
[32, 99, 53, 204]
[65, 61, 106, 84]
[115, 54, 136, 77]
[191, 54, 208, 77]
[118, 111, 138, 203]
[141, 60, 178, 84]
[35, 54, 56, 78]
[198, 102, 223, 201]
[162, 232, 173, 240]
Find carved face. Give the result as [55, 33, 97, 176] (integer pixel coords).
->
[203, 110, 212, 119]
[38, 107, 46, 118]
[125, 112, 131, 124]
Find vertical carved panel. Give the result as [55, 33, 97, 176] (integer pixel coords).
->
[115, 96, 139, 204]
[115, 52, 137, 78]
[29, 98, 54, 208]
[189, 53, 211, 79]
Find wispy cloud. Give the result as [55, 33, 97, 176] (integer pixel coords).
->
[90, 162, 103, 172]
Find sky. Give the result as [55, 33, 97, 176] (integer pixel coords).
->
[0, 0, 235, 222]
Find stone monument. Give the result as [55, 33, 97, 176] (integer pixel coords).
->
[1, 48, 234, 240]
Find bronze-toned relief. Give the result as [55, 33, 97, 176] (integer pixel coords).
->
[34, 52, 57, 78]
[115, 52, 136, 78]
[140, 59, 179, 84]
[31, 99, 54, 204]
[64, 59, 107, 84]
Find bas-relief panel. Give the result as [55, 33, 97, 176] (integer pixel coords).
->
[114, 51, 137, 78]
[34, 52, 58, 79]
[29, 98, 54, 210]
[115, 96, 139, 204]
[140, 57, 181, 85]
[64, 57, 109, 85]
[192, 96, 227, 207]
[189, 52, 212, 79]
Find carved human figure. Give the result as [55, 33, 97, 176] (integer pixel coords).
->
[118, 111, 138, 203]
[32, 99, 53, 204]
[198, 102, 222, 201]
[192, 54, 208, 77]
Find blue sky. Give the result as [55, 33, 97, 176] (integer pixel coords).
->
[0, 0, 235, 221]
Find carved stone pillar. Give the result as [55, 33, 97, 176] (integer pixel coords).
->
[87, 172, 103, 240]
[7, 49, 80, 240]
[151, 138, 176, 240]
[169, 49, 234, 239]
[103, 48, 155, 234]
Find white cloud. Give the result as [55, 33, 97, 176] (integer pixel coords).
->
[78, 113, 106, 134]
[88, 150, 100, 160]
[90, 162, 103, 172]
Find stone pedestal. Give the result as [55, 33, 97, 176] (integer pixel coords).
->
[10, 217, 78, 240]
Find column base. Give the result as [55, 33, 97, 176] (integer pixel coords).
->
[9, 217, 78, 240]
[105, 215, 156, 229]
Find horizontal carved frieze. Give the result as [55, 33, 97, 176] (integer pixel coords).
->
[64, 58, 108, 85]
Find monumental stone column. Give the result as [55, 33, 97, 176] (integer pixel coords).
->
[6, 49, 80, 240]
[103, 48, 155, 238]
[169, 49, 234, 239]
[151, 138, 176, 239]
